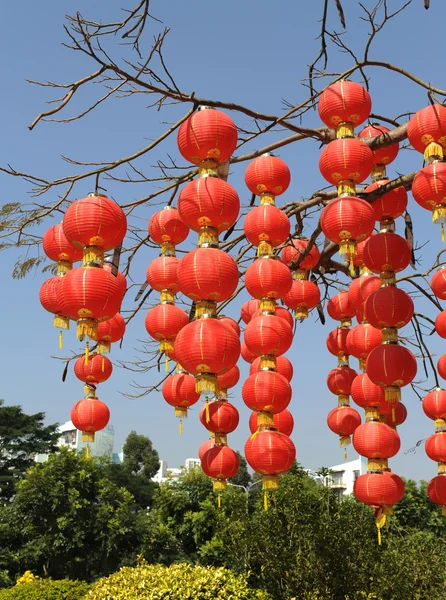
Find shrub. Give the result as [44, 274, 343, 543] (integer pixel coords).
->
[86, 560, 271, 599]
[0, 578, 90, 599]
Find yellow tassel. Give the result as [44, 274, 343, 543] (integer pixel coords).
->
[197, 227, 219, 246]
[442, 506, 446, 517]
[195, 373, 218, 394]
[344, 447, 347, 462]
[424, 142, 444, 163]
[335, 122, 355, 139]
[179, 420, 183, 435]
[83, 246, 104, 265]
[260, 192, 275, 205]
[59, 330, 63, 350]
[258, 411, 274, 427]
[264, 491, 268, 511]
[97, 341, 111, 354]
[259, 355, 276, 370]
[218, 493, 221, 509]
[205, 397, 210, 423]
[260, 297, 276, 312]
[340, 435, 351, 448]
[257, 241, 273, 257]
[174, 406, 188, 418]
[86, 444, 90, 459]
[102, 357, 105, 373]
[375, 510, 386, 545]
[385, 386, 400, 403]
[349, 256, 355, 278]
[442, 223, 445, 243]
[250, 429, 260, 440]
[392, 404, 396, 423]
[85, 342, 89, 365]
[294, 308, 308, 321]
[377, 526, 382, 545]
[165, 354, 169, 372]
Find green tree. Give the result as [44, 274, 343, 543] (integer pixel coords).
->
[229, 452, 252, 489]
[0, 400, 59, 499]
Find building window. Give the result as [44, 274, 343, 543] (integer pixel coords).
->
[353, 470, 360, 481]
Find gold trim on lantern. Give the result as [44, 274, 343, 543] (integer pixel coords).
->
[260, 355, 277, 370]
[365, 407, 381, 422]
[293, 269, 307, 281]
[384, 386, 401, 403]
[216, 387, 228, 399]
[160, 339, 174, 354]
[335, 122, 355, 139]
[368, 458, 388, 473]
[359, 266, 372, 276]
[198, 226, 219, 247]
[438, 463, 446, 474]
[262, 474, 279, 490]
[340, 317, 352, 328]
[84, 384, 96, 399]
[82, 432, 95, 443]
[435, 419, 446, 432]
[54, 315, 70, 330]
[257, 241, 273, 257]
[260, 297, 276, 312]
[97, 341, 111, 354]
[371, 164, 387, 181]
[160, 241, 176, 256]
[214, 433, 227, 446]
[337, 180, 356, 196]
[258, 411, 274, 427]
[424, 142, 444, 163]
[337, 354, 349, 367]
[337, 395, 350, 406]
[295, 307, 309, 321]
[198, 159, 219, 178]
[196, 373, 218, 394]
[174, 406, 188, 418]
[213, 479, 227, 491]
[77, 318, 98, 341]
[195, 300, 217, 318]
[160, 289, 175, 303]
[260, 192, 276, 206]
[339, 240, 356, 257]
[379, 219, 395, 233]
[57, 260, 72, 275]
[359, 358, 366, 371]
[380, 271, 396, 286]
[382, 327, 399, 343]
[340, 435, 351, 448]
[433, 205, 446, 225]
[83, 246, 104, 265]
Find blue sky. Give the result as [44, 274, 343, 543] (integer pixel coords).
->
[0, 1, 444, 481]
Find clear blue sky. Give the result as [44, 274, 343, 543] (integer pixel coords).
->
[0, 1, 444, 481]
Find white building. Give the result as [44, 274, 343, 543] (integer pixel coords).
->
[152, 457, 200, 484]
[307, 455, 367, 499]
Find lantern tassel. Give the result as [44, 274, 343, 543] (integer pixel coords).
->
[442, 223, 445, 244]
[85, 342, 90, 365]
[165, 353, 169, 372]
[442, 506, 446, 517]
[264, 491, 268, 511]
[375, 509, 386, 545]
[424, 142, 443, 163]
[392, 404, 396, 423]
[59, 330, 63, 350]
[349, 256, 355, 278]
[179, 419, 183, 435]
[205, 397, 210, 423]
[86, 444, 90, 460]
[344, 447, 347, 462]
[218, 493, 221, 509]
[102, 357, 105, 373]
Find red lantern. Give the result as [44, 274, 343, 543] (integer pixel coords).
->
[177, 248, 239, 302]
[348, 235, 374, 268]
[435, 311, 446, 339]
[351, 372, 385, 409]
[427, 475, 446, 511]
[70, 397, 110, 441]
[199, 401, 239, 434]
[43, 223, 83, 272]
[39, 277, 69, 330]
[426, 432, 446, 463]
[346, 324, 382, 361]
[217, 366, 240, 392]
[96, 313, 126, 353]
[438, 355, 446, 380]
[162, 372, 200, 413]
[198, 439, 214, 461]
[245, 155, 291, 197]
[178, 108, 238, 166]
[250, 355, 294, 382]
[354, 472, 404, 507]
[174, 319, 240, 391]
[365, 180, 408, 222]
[412, 162, 446, 231]
[363, 232, 411, 276]
[327, 406, 361, 439]
[353, 422, 401, 458]
[244, 204, 290, 254]
[145, 304, 189, 352]
[431, 268, 446, 300]
[283, 280, 321, 321]
[364, 286, 414, 330]
[318, 81, 371, 128]
[407, 104, 446, 161]
[327, 291, 356, 323]
[327, 366, 358, 396]
[249, 409, 294, 436]
[244, 314, 293, 357]
[319, 139, 374, 186]
[103, 263, 127, 298]
[282, 238, 321, 271]
[252, 307, 294, 329]
[385, 402, 407, 427]
[218, 316, 241, 338]
[366, 344, 417, 401]
[423, 389, 446, 420]
[74, 353, 113, 385]
[245, 258, 292, 301]
[178, 177, 240, 233]
[201, 445, 239, 483]
[59, 267, 122, 339]
[146, 256, 179, 297]
[240, 299, 261, 324]
[358, 124, 399, 168]
[241, 340, 257, 364]
[326, 327, 349, 358]
[148, 207, 189, 251]
[348, 275, 381, 311]
[63, 194, 127, 256]
[245, 430, 296, 478]
[242, 370, 291, 413]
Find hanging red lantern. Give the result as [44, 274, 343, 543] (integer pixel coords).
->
[242, 370, 292, 413]
[218, 316, 241, 338]
[146, 256, 179, 301]
[174, 319, 240, 392]
[327, 366, 358, 396]
[244, 314, 293, 357]
[244, 204, 290, 255]
[358, 124, 399, 170]
[412, 162, 446, 235]
[178, 108, 238, 166]
[364, 180, 408, 222]
[351, 372, 385, 409]
[249, 408, 294, 436]
[283, 279, 321, 321]
[426, 432, 446, 463]
[364, 286, 414, 331]
[362, 232, 411, 277]
[162, 372, 200, 416]
[59, 267, 122, 339]
[241, 299, 261, 324]
[70, 397, 110, 441]
[353, 421, 401, 458]
[43, 223, 83, 273]
[327, 291, 356, 324]
[145, 303, 189, 353]
[245, 155, 291, 197]
[319, 139, 374, 187]
[178, 177, 240, 234]
[385, 402, 408, 427]
[96, 313, 126, 354]
[63, 194, 127, 261]
[438, 355, 446, 380]
[250, 355, 293, 382]
[423, 389, 446, 420]
[282, 239, 321, 271]
[217, 366, 240, 392]
[74, 353, 113, 384]
[346, 324, 382, 362]
[427, 475, 446, 513]
[198, 439, 214, 461]
[318, 81, 371, 128]
[348, 235, 374, 268]
[435, 311, 446, 339]
[177, 248, 239, 302]
[245, 430, 296, 486]
[103, 263, 127, 298]
[39, 277, 70, 331]
[148, 207, 189, 253]
[367, 344, 417, 402]
[348, 275, 381, 311]
[201, 445, 239, 487]
[199, 401, 240, 434]
[327, 406, 361, 442]
[407, 104, 446, 162]
[326, 327, 349, 358]
[245, 258, 292, 304]
[241, 340, 257, 364]
[354, 472, 404, 507]
[431, 268, 446, 300]
[252, 306, 294, 329]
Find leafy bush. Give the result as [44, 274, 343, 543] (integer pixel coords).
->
[86, 560, 271, 599]
[0, 578, 90, 599]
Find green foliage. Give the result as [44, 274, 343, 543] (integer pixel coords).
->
[0, 578, 90, 599]
[86, 560, 271, 600]
[0, 399, 59, 499]
[229, 452, 252, 489]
